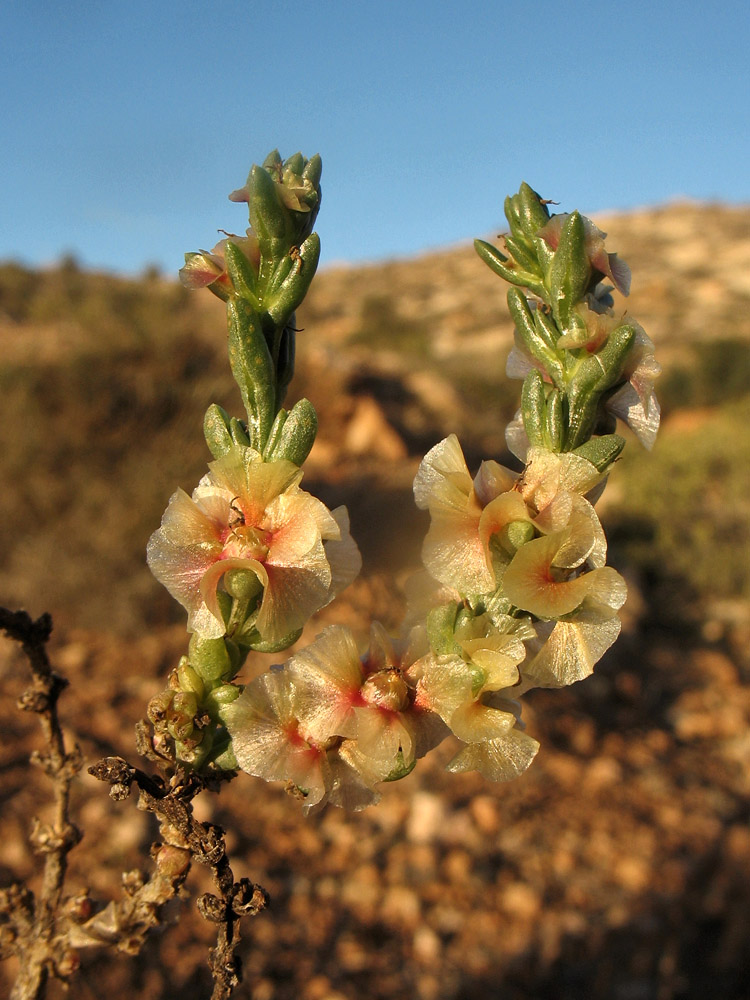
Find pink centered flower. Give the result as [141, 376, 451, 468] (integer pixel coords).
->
[147, 447, 361, 645]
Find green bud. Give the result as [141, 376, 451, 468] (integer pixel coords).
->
[203, 404, 234, 459]
[224, 568, 264, 602]
[177, 659, 205, 699]
[243, 626, 304, 654]
[265, 397, 317, 465]
[206, 682, 241, 713]
[189, 634, 234, 683]
[496, 520, 535, 556]
[426, 602, 461, 655]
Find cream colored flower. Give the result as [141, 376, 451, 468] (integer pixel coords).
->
[147, 447, 361, 646]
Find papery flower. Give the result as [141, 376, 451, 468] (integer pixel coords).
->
[445, 725, 540, 782]
[407, 615, 540, 782]
[147, 447, 361, 645]
[221, 667, 380, 812]
[285, 624, 447, 777]
[413, 435, 523, 596]
[179, 229, 261, 293]
[538, 214, 631, 296]
[502, 530, 626, 620]
[410, 632, 525, 743]
[605, 323, 661, 449]
[515, 605, 623, 691]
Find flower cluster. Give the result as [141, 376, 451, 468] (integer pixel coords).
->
[146, 165, 659, 809]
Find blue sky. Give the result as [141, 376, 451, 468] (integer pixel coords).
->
[3, 1, 749, 276]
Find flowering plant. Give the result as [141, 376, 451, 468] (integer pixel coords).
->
[147, 160, 659, 809]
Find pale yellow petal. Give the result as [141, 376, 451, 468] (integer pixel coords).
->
[446, 728, 540, 782]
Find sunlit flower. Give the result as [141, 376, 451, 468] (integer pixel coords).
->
[502, 530, 626, 620]
[413, 435, 523, 596]
[515, 606, 623, 691]
[221, 667, 380, 812]
[445, 724, 540, 782]
[147, 447, 361, 646]
[286, 624, 447, 776]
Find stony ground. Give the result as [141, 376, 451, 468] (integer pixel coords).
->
[3, 561, 750, 1000]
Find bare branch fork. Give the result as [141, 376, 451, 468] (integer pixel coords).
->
[0, 607, 268, 1000]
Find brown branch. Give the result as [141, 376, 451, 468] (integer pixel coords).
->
[0, 607, 82, 999]
[89, 754, 268, 999]
[1, 608, 268, 1000]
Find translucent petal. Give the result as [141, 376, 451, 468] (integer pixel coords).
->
[607, 383, 661, 450]
[474, 460, 518, 507]
[256, 549, 331, 643]
[449, 700, 516, 743]
[286, 626, 363, 740]
[523, 612, 622, 688]
[505, 410, 530, 462]
[413, 435, 473, 513]
[446, 728, 540, 782]
[422, 508, 495, 595]
[325, 507, 362, 594]
[479, 493, 530, 552]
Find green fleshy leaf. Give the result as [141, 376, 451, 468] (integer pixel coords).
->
[189, 634, 234, 683]
[227, 297, 276, 450]
[572, 434, 626, 471]
[203, 403, 234, 459]
[247, 162, 292, 259]
[521, 370, 547, 448]
[266, 233, 321, 328]
[265, 397, 318, 465]
[475, 239, 547, 298]
[549, 211, 591, 330]
[516, 182, 551, 241]
[224, 240, 259, 303]
[544, 387, 565, 451]
[507, 288, 562, 377]
[229, 416, 251, 449]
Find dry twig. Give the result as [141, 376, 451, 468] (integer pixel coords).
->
[1, 608, 268, 1000]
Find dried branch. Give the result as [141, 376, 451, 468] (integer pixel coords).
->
[1, 608, 268, 1000]
[88, 753, 268, 1000]
[0, 607, 82, 999]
